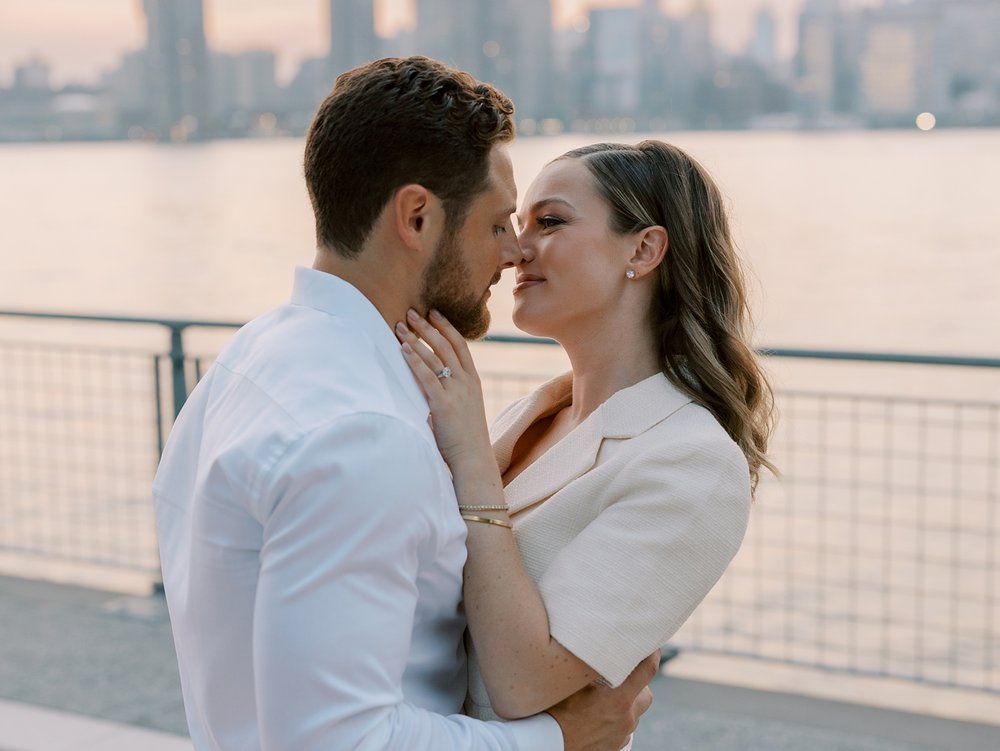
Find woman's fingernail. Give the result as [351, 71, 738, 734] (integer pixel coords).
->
[401, 342, 413, 353]
[395, 322, 407, 334]
[407, 308, 418, 320]
[429, 309, 441, 319]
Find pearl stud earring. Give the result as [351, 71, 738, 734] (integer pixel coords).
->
[625, 269, 636, 279]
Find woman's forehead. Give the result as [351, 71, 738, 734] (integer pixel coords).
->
[524, 159, 594, 204]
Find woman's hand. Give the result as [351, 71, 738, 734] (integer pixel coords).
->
[395, 308, 494, 473]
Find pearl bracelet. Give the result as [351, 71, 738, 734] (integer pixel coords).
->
[457, 504, 509, 512]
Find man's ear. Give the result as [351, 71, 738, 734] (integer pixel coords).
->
[393, 184, 441, 252]
[628, 226, 668, 278]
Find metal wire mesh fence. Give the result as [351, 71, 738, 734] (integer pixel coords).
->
[0, 310, 998, 694]
[673, 391, 1000, 694]
[0, 340, 163, 576]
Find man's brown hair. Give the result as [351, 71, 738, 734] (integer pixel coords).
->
[304, 56, 515, 258]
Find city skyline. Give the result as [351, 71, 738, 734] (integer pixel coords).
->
[5, 0, 996, 143]
[0, 0, 880, 87]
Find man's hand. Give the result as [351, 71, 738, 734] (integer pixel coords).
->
[546, 651, 659, 751]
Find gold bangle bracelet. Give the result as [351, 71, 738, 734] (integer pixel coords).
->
[457, 504, 509, 512]
[461, 514, 513, 529]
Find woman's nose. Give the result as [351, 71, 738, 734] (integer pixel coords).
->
[501, 230, 531, 268]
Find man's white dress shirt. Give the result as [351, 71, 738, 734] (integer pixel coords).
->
[153, 267, 562, 751]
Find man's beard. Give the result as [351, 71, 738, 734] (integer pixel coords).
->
[419, 225, 494, 340]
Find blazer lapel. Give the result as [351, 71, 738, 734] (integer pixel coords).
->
[491, 373, 573, 475]
[504, 409, 605, 514]
[493, 372, 695, 515]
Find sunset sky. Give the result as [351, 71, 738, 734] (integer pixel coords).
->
[0, 0, 875, 87]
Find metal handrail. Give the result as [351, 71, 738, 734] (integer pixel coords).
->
[0, 310, 242, 420]
[0, 310, 244, 329]
[757, 347, 1000, 369]
[3, 309, 999, 366]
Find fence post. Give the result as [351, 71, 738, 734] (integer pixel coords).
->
[153, 354, 165, 457]
[169, 324, 188, 419]
[156, 327, 189, 596]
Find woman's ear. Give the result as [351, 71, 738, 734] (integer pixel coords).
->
[628, 226, 668, 278]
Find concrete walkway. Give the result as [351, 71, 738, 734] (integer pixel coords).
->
[1, 574, 997, 750]
[0, 699, 190, 751]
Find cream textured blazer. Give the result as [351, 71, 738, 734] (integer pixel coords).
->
[465, 371, 752, 722]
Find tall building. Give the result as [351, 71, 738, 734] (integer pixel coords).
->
[143, 0, 210, 140]
[509, 0, 555, 121]
[796, 0, 860, 116]
[797, 0, 837, 112]
[236, 51, 280, 113]
[933, 0, 1000, 122]
[284, 56, 332, 123]
[638, 0, 673, 121]
[329, 0, 377, 78]
[474, 0, 515, 93]
[587, 7, 643, 117]
[670, 0, 717, 126]
[13, 58, 51, 91]
[684, 0, 715, 72]
[411, 0, 554, 121]
[103, 51, 152, 131]
[750, 7, 777, 69]
[858, 2, 935, 121]
[210, 52, 238, 126]
[211, 50, 279, 132]
[414, 0, 483, 75]
[482, 0, 555, 122]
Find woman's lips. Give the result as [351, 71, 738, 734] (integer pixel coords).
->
[513, 278, 545, 294]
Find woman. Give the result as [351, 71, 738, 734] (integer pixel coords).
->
[396, 140, 775, 726]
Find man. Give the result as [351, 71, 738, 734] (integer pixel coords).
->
[153, 56, 656, 750]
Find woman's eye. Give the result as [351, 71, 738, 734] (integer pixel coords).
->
[538, 216, 563, 229]
[493, 225, 507, 237]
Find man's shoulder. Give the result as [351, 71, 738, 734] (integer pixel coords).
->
[216, 303, 402, 429]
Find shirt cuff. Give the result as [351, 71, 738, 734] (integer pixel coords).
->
[505, 712, 564, 751]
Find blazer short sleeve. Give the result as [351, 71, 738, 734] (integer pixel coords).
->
[536, 414, 752, 687]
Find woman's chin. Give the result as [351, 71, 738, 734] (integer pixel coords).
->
[512, 310, 551, 340]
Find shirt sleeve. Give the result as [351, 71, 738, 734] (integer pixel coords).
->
[537, 421, 752, 688]
[252, 412, 562, 751]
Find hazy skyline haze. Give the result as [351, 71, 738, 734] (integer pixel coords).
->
[0, 0, 871, 87]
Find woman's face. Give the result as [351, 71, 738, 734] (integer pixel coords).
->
[512, 158, 637, 339]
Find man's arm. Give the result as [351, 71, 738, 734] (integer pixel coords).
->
[251, 413, 561, 750]
[251, 412, 655, 750]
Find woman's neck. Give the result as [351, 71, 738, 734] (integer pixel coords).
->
[557, 314, 662, 426]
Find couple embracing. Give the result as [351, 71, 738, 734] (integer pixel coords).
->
[153, 56, 774, 751]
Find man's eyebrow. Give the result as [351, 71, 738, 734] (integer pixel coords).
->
[515, 197, 574, 228]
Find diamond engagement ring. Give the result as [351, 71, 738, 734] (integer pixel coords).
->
[436, 367, 452, 379]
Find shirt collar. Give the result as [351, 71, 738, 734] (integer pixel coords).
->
[290, 265, 430, 419]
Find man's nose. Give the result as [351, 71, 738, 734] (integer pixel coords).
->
[501, 229, 530, 269]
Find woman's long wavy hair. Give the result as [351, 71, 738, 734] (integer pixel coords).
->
[558, 141, 776, 492]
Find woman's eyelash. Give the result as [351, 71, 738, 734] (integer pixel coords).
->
[537, 216, 563, 229]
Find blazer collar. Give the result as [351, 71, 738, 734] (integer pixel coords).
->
[492, 372, 693, 513]
[290, 266, 429, 420]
